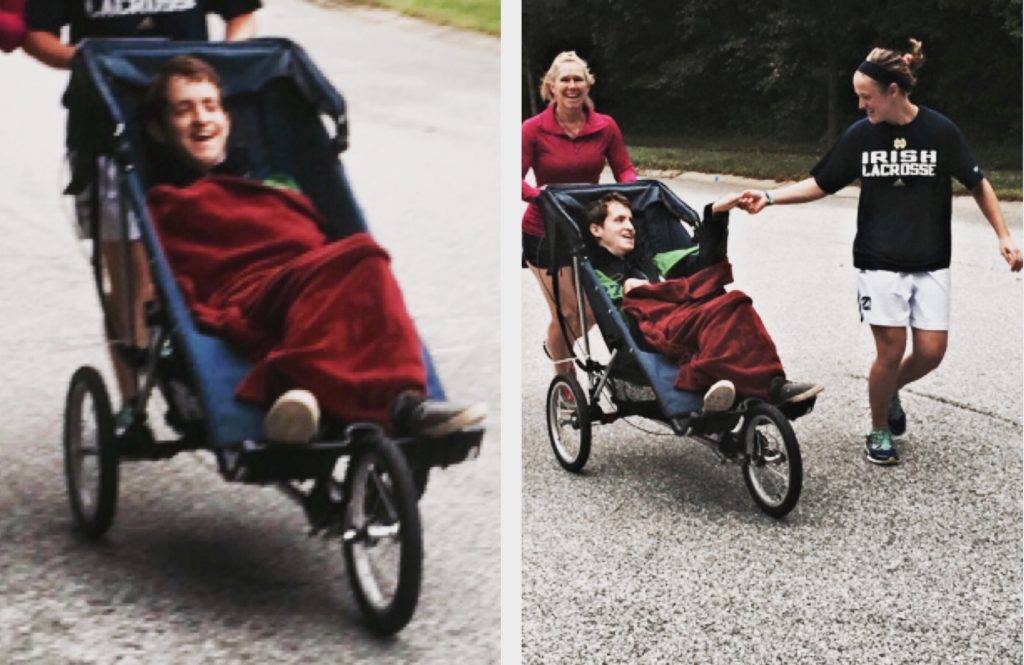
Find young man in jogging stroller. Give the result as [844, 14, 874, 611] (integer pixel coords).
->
[141, 54, 486, 443]
[584, 191, 823, 411]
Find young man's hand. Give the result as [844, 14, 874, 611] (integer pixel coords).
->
[711, 191, 744, 214]
[623, 278, 649, 294]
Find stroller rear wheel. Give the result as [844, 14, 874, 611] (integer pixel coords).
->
[546, 373, 592, 472]
[342, 431, 423, 635]
[740, 403, 802, 518]
[63, 366, 119, 538]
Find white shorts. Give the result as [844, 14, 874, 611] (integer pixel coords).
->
[856, 268, 950, 331]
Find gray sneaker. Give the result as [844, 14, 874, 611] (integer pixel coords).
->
[391, 391, 487, 437]
[768, 377, 824, 405]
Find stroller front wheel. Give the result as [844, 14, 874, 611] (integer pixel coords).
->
[740, 403, 802, 518]
[63, 366, 119, 538]
[546, 373, 592, 473]
[342, 431, 423, 635]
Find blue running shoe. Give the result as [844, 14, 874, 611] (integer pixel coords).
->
[865, 428, 899, 465]
[888, 393, 906, 436]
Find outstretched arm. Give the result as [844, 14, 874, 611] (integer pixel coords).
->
[738, 177, 828, 214]
[23, 30, 73, 68]
[971, 178, 1023, 271]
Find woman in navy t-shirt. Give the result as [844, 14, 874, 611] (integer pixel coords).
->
[738, 39, 1022, 466]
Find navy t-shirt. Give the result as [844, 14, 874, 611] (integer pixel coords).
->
[812, 106, 983, 272]
[27, 0, 260, 43]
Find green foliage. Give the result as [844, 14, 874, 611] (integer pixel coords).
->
[322, 0, 498, 35]
[523, 0, 1022, 147]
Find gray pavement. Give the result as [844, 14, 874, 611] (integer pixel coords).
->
[521, 176, 1022, 663]
[0, 2, 498, 662]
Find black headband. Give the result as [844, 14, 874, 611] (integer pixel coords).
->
[857, 61, 902, 87]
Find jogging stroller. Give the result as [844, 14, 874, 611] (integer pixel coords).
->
[536, 181, 814, 518]
[60, 38, 483, 634]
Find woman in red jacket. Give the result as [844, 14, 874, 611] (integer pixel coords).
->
[522, 51, 637, 375]
[0, 0, 25, 53]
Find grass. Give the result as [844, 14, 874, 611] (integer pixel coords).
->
[314, 0, 499, 35]
[627, 134, 1022, 201]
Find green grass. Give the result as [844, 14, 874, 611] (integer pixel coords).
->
[628, 134, 1022, 201]
[315, 0, 498, 35]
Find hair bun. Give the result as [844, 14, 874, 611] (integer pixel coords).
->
[904, 38, 925, 73]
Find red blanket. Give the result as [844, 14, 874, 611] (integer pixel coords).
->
[147, 175, 426, 427]
[622, 261, 784, 398]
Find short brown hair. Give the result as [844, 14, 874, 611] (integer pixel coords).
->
[142, 55, 223, 128]
[586, 192, 630, 229]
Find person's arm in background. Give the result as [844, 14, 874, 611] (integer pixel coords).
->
[970, 178, 1023, 271]
[22, 29, 72, 68]
[0, 0, 26, 53]
[605, 116, 637, 183]
[224, 11, 257, 40]
[522, 121, 541, 202]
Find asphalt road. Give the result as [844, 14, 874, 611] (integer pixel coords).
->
[521, 175, 1022, 663]
[0, 2, 498, 662]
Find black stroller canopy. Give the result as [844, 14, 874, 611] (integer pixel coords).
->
[63, 38, 350, 218]
[538, 180, 703, 262]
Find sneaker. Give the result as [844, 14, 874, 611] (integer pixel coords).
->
[391, 390, 487, 437]
[865, 428, 899, 466]
[888, 392, 907, 436]
[768, 376, 824, 405]
[264, 389, 320, 444]
[702, 379, 736, 413]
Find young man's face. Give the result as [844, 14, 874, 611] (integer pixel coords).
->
[163, 75, 230, 171]
[590, 200, 635, 258]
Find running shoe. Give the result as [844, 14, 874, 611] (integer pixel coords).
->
[865, 428, 899, 466]
[702, 379, 736, 413]
[888, 392, 907, 436]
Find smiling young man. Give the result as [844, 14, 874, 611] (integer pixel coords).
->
[142, 55, 485, 442]
[585, 193, 823, 413]
[737, 39, 1022, 465]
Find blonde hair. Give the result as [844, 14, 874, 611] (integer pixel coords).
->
[865, 38, 926, 92]
[539, 51, 596, 107]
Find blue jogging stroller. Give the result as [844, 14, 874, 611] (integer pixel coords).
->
[536, 181, 814, 518]
[60, 38, 483, 635]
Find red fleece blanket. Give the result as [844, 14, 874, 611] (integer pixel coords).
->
[622, 261, 784, 398]
[147, 175, 426, 427]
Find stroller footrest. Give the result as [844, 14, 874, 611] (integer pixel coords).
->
[217, 439, 352, 483]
